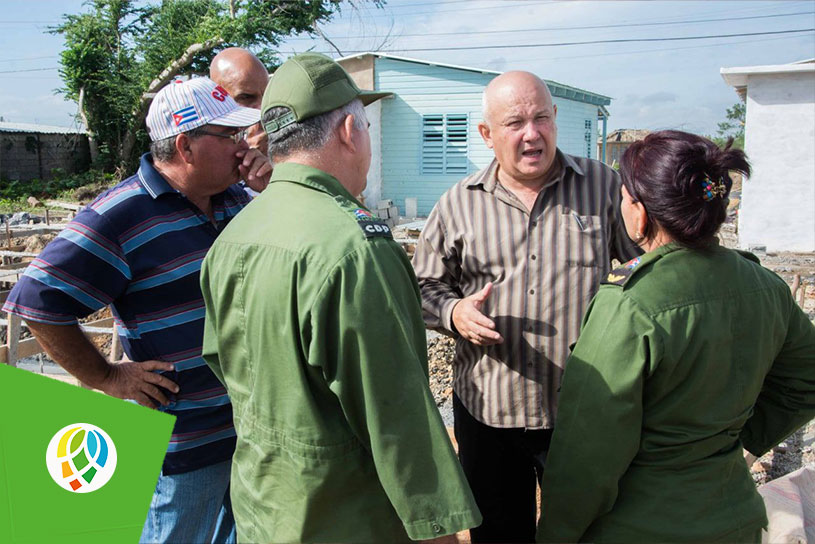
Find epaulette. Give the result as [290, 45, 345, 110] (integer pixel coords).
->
[333, 196, 393, 240]
[734, 249, 761, 264]
[601, 256, 642, 286]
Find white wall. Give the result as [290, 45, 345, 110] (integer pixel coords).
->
[362, 99, 383, 206]
[740, 72, 815, 252]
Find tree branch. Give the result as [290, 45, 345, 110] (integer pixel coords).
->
[313, 24, 343, 57]
[373, 18, 396, 52]
[77, 86, 99, 163]
[143, 37, 225, 101]
[122, 36, 225, 163]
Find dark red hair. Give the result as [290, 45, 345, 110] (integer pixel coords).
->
[620, 130, 751, 250]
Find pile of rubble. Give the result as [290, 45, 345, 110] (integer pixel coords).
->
[428, 334, 455, 407]
[750, 424, 815, 486]
[22, 234, 56, 253]
[0, 212, 47, 226]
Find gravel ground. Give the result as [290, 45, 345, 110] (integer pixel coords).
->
[427, 331, 456, 426]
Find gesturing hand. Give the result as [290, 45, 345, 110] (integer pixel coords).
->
[451, 283, 504, 346]
[98, 360, 179, 409]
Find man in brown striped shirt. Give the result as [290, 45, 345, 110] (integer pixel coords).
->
[413, 71, 639, 543]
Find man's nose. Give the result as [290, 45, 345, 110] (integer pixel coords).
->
[522, 121, 541, 141]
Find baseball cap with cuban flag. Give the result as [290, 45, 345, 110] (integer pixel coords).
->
[146, 76, 260, 141]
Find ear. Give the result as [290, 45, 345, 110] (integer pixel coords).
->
[633, 200, 648, 238]
[336, 114, 357, 153]
[477, 121, 494, 149]
[175, 133, 195, 164]
[553, 104, 558, 118]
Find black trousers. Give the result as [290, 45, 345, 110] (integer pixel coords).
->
[453, 393, 553, 544]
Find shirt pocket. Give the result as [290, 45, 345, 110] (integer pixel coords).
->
[559, 213, 604, 268]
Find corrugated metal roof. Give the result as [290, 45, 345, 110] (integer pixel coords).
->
[0, 121, 86, 135]
[337, 51, 502, 76]
[336, 52, 612, 106]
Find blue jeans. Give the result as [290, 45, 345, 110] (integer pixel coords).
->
[140, 459, 235, 544]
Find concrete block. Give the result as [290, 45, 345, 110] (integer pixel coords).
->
[405, 198, 418, 218]
[388, 206, 399, 220]
[377, 199, 393, 209]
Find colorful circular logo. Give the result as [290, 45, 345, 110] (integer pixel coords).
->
[45, 423, 117, 493]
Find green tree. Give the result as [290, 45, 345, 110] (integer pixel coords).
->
[52, 0, 378, 172]
[713, 101, 745, 149]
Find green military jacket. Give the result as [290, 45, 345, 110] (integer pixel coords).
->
[538, 242, 815, 543]
[200, 163, 481, 543]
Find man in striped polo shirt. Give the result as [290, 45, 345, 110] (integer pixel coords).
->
[3, 77, 270, 543]
[413, 71, 640, 543]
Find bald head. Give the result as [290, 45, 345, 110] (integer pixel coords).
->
[477, 70, 559, 186]
[482, 71, 553, 127]
[210, 48, 269, 109]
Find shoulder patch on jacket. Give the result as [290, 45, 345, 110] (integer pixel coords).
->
[601, 256, 642, 286]
[333, 196, 393, 240]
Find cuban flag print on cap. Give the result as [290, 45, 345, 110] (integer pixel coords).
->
[172, 105, 199, 127]
[145, 76, 260, 141]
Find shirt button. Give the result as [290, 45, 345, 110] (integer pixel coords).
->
[529, 289, 535, 295]
[531, 254, 537, 260]
[530, 221, 537, 227]
[432, 522, 441, 533]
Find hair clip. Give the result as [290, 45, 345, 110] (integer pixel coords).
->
[701, 176, 727, 201]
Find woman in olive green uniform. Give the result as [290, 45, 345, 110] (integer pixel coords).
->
[538, 130, 815, 543]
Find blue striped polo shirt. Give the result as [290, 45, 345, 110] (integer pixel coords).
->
[3, 153, 251, 474]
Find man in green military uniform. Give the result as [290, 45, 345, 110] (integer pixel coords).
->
[200, 53, 481, 543]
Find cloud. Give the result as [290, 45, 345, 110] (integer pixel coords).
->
[641, 91, 678, 105]
[0, 91, 77, 127]
[610, 101, 717, 135]
[277, 0, 812, 139]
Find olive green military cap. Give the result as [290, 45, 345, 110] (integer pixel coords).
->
[261, 53, 392, 134]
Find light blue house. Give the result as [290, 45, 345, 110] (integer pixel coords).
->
[337, 53, 612, 217]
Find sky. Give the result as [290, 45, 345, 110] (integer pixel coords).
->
[0, 0, 813, 136]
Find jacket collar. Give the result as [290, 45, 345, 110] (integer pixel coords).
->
[269, 162, 362, 205]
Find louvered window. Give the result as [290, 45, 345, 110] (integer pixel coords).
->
[422, 114, 469, 175]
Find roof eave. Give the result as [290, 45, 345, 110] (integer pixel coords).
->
[337, 51, 612, 106]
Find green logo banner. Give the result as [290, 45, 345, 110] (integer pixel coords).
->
[0, 364, 174, 543]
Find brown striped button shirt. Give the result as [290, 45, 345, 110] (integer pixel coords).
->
[413, 151, 640, 429]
